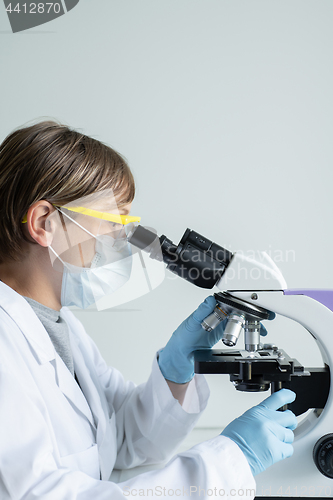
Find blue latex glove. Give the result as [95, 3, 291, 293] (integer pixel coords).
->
[158, 295, 268, 384]
[221, 389, 297, 476]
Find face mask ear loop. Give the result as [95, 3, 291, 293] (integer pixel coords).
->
[48, 245, 67, 270]
[56, 207, 97, 239]
[56, 208, 97, 268]
[57, 209, 71, 249]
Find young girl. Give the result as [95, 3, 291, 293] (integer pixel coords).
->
[0, 120, 296, 499]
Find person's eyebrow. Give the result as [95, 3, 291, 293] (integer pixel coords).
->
[119, 208, 130, 215]
[96, 203, 130, 214]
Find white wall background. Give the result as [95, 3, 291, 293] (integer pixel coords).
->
[1, 0, 333, 427]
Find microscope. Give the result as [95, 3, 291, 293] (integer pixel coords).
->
[129, 225, 332, 499]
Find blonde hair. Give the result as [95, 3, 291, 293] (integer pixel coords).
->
[0, 120, 135, 263]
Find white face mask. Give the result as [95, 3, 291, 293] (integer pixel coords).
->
[57, 236, 132, 309]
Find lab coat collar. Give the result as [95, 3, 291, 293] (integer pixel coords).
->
[0, 281, 55, 364]
[0, 282, 97, 430]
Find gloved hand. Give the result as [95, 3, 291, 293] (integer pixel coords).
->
[221, 388, 297, 476]
[158, 295, 268, 384]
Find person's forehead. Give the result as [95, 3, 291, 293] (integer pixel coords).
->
[101, 196, 132, 213]
[65, 188, 132, 214]
[99, 187, 133, 209]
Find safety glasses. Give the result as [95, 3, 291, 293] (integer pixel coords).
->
[22, 205, 141, 225]
[20, 186, 165, 310]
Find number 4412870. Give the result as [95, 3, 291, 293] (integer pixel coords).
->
[5, 3, 61, 14]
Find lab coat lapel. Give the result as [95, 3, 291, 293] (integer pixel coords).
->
[63, 310, 117, 478]
[71, 338, 117, 479]
[53, 353, 96, 429]
[70, 334, 109, 442]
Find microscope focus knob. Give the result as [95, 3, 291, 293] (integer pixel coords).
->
[313, 434, 333, 478]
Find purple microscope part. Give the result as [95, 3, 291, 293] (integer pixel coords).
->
[284, 289, 333, 313]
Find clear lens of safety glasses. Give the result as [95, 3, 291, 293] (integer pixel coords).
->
[96, 222, 138, 254]
[46, 188, 165, 309]
[47, 188, 139, 273]
[92, 227, 166, 310]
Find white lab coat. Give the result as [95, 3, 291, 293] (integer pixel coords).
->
[0, 281, 255, 499]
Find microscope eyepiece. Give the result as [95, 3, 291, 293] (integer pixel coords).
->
[128, 225, 158, 251]
[129, 225, 233, 289]
[128, 226, 164, 261]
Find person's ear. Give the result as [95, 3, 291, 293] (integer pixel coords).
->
[25, 201, 56, 247]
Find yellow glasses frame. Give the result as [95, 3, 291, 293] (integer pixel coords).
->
[22, 205, 141, 225]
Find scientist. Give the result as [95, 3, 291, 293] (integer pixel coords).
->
[0, 121, 297, 499]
